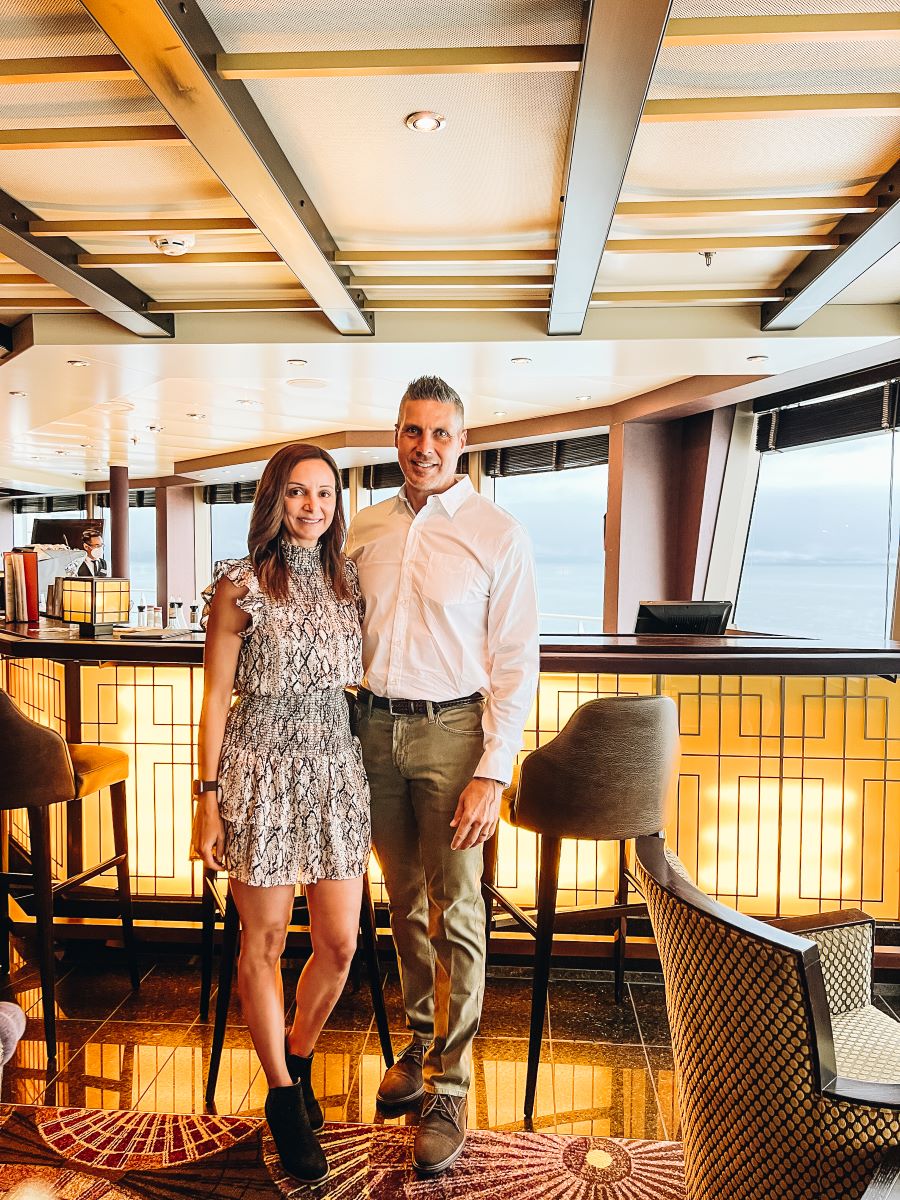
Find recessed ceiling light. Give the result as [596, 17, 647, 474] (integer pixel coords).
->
[80, 442, 94, 449]
[286, 377, 327, 389]
[405, 111, 446, 132]
[286, 357, 308, 367]
[493, 410, 507, 416]
[146, 424, 164, 433]
[185, 412, 206, 420]
[576, 394, 591, 402]
[510, 356, 532, 366]
[54, 450, 69, 456]
[66, 358, 89, 368]
[747, 354, 770, 362]
[236, 396, 263, 410]
[8, 390, 26, 398]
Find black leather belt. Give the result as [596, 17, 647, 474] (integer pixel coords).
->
[358, 687, 482, 717]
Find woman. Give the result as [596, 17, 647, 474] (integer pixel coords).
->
[192, 443, 369, 1184]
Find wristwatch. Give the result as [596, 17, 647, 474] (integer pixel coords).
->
[191, 779, 219, 796]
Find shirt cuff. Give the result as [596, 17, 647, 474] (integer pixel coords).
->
[475, 748, 514, 789]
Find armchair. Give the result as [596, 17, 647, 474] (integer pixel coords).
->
[634, 834, 900, 1200]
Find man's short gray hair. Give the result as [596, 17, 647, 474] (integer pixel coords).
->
[398, 375, 465, 426]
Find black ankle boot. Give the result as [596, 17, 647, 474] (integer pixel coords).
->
[264, 1083, 329, 1184]
[285, 1044, 325, 1132]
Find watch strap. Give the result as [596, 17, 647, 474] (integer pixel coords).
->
[192, 778, 219, 796]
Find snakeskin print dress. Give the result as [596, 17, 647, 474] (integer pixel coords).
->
[201, 543, 370, 887]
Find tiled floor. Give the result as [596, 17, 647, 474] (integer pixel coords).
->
[1, 937, 680, 1137]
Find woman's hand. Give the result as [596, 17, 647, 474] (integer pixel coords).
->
[193, 793, 226, 871]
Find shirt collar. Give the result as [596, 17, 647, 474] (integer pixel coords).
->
[397, 474, 473, 518]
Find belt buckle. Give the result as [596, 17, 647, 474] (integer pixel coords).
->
[387, 698, 406, 716]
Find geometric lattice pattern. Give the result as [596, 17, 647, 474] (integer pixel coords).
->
[3, 657, 899, 920]
[635, 851, 900, 1200]
[498, 672, 900, 921]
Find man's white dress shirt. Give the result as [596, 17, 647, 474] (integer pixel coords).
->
[346, 475, 539, 787]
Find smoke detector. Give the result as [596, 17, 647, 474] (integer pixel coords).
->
[149, 233, 196, 256]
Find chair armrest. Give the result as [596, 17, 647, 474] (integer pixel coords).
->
[824, 1076, 900, 1109]
[770, 909, 870, 936]
[772, 910, 874, 1016]
[860, 1146, 900, 1198]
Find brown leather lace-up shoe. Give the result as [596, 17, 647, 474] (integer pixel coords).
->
[412, 1092, 467, 1175]
[376, 1040, 426, 1108]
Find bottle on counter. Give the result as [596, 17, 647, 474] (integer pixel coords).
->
[167, 598, 177, 628]
[152, 605, 164, 629]
[172, 597, 188, 629]
[189, 603, 201, 631]
[136, 593, 147, 627]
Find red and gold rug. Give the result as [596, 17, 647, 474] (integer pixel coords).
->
[0, 1104, 685, 1198]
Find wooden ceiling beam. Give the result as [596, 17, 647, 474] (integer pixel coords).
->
[607, 235, 838, 252]
[31, 217, 255, 236]
[665, 13, 900, 46]
[643, 94, 900, 121]
[335, 249, 556, 265]
[0, 126, 182, 150]
[0, 54, 131, 83]
[218, 45, 582, 78]
[615, 195, 880, 217]
[0, 297, 88, 310]
[348, 275, 552, 288]
[78, 251, 281, 267]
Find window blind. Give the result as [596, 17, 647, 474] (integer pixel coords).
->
[203, 469, 350, 504]
[755, 380, 900, 453]
[93, 488, 156, 508]
[482, 433, 609, 477]
[13, 494, 86, 514]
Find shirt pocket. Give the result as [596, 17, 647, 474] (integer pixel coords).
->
[421, 550, 475, 606]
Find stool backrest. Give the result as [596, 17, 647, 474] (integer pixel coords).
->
[513, 695, 679, 840]
[0, 690, 76, 810]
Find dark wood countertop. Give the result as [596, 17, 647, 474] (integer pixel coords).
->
[2, 622, 899, 676]
[0, 620, 206, 664]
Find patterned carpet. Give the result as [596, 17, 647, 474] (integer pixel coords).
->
[0, 1104, 685, 1198]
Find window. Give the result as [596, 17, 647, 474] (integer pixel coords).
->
[126, 506, 157, 605]
[491, 463, 608, 635]
[736, 430, 900, 640]
[211, 502, 253, 565]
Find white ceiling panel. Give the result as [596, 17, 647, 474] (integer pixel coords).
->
[595, 247, 811, 288]
[198, 0, 583, 52]
[626, 114, 900, 197]
[672, 1, 900, 16]
[0, 79, 170, 128]
[0, 0, 116, 56]
[835, 243, 900, 304]
[242, 73, 572, 243]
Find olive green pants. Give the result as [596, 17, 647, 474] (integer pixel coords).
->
[355, 698, 486, 1096]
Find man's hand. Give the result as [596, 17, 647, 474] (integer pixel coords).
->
[193, 793, 226, 871]
[450, 777, 501, 850]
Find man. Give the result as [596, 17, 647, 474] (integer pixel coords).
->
[346, 376, 539, 1175]
[77, 528, 108, 577]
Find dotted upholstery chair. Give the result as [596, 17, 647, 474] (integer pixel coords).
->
[634, 833, 900, 1200]
[482, 694, 680, 1118]
[0, 690, 140, 1060]
[200, 865, 394, 1108]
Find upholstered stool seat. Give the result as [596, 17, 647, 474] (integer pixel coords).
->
[0, 691, 140, 1061]
[69, 744, 131, 797]
[482, 694, 680, 1118]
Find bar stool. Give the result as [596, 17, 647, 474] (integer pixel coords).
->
[0, 691, 140, 1060]
[481, 694, 679, 1118]
[201, 865, 394, 1108]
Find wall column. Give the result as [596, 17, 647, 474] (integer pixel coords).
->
[108, 464, 129, 577]
[156, 485, 197, 610]
[603, 407, 735, 633]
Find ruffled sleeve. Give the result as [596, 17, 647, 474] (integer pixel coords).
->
[201, 557, 266, 638]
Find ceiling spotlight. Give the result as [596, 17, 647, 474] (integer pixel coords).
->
[185, 412, 206, 420]
[237, 396, 263, 410]
[701, 251, 715, 268]
[67, 358, 89, 368]
[146, 424, 164, 433]
[8, 390, 26, 398]
[576, 394, 591, 402]
[493, 410, 507, 416]
[286, 357, 308, 367]
[510, 356, 532, 366]
[747, 354, 770, 363]
[149, 233, 196, 256]
[80, 442, 94, 449]
[405, 111, 446, 132]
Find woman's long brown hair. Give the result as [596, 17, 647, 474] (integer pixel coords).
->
[247, 443, 350, 603]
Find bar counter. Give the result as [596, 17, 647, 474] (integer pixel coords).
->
[2, 620, 900, 933]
